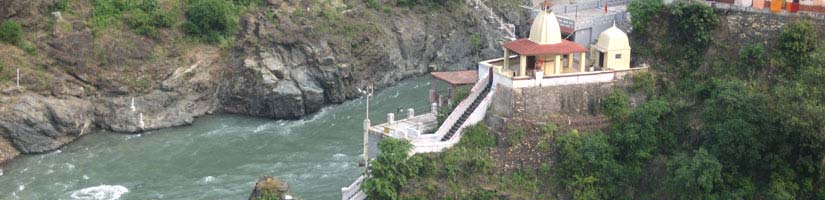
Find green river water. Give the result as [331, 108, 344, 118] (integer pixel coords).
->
[0, 77, 433, 200]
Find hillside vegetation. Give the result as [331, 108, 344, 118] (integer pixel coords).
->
[365, 1, 825, 199]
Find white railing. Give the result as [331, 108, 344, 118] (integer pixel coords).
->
[369, 113, 438, 140]
[412, 88, 494, 153]
[428, 76, 490, 141]
[341, 175, 366, 200]
[507, 67, 648, 88]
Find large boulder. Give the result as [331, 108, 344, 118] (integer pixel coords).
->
[249, 176, 294, 200]
[0, 95, 93, 153]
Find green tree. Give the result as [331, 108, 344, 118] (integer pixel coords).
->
[667, 2, 719, 67]
[628, 0, 663, 34]
[604, 91, 630, 122]
[184, 0, 239, 43]
[737, 44, 767, 79]
[667, 148, 723, 199]
[457, 124, 495, 149]
[611, 99, 670, 163]
[701, 79, 771, 172]
[779, 20, 818, 72]
[554, 131, 621, 199]
[363, 138, 421, 200]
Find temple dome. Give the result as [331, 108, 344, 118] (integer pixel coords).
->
[594, 25, 630, 51]
[528, 10, 562, 45]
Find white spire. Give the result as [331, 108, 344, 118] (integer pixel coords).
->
[528, 10, 563, 45]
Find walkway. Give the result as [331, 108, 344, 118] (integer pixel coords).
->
[341, 76, 495, 200]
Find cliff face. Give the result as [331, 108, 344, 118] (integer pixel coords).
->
[220, 0, 529, 119]
[0, 0, 528, 162]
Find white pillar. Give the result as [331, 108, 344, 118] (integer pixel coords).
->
[431, 103, 438, 115]
[130, 98, 136, 112]
[503, 49, 510, 68]
[407, 108, 415, 119]
[554, 55, 562, 75]
[16, 68, 20, 88]
[519, 56, 527, 77]
[363, 118, 370, 171]
[568, 54, 574, 72]
[138, 113, 145, 130]
[387, 113, 395, 124]
[580, 52, 587, 72]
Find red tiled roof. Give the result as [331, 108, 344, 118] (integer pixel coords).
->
[431, 70, 478, 85]
[503, 39, 587, 56]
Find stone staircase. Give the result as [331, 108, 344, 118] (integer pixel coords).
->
[440, 82, 492, 141]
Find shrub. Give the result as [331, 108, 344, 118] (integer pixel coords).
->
[541, 123, 557, 136]
[507, 126, 524, 147]
[184, 0, 239, 43]
[779, 20, 818, 74]
[152, 10, 176, 28]
[631, 71, 655, 95]
[50, 0, 71, 12]
[737, 44, 766, 78]
[667, 2, 719, 67]
[362, 138, 420, 200]
[666, 148, 723, 198]
[91, 0, 175, 37]
[603, 91, 630, 122]
[469, 33, 483, 50]
[232, 0, 261, 6]
[0, 21, 23, 46]
[123, 10, 157, 36]
[458, 124, 496, 149]
[554, 130, 621, 199]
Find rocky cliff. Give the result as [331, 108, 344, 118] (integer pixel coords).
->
[0, 0, 529, 163]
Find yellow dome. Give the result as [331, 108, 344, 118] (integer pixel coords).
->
[594, 25, 630, 51]
[528, 11, 562, 45]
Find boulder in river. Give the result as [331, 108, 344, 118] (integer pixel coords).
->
[249, 176, 294, 200]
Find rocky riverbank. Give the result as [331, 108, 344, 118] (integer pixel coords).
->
[0, 0, 528, 165]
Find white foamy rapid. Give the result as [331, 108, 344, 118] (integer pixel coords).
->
[199, 176, 216, 185]
[69, 185, 129, 200]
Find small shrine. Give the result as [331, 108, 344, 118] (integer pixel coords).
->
[591, 24, 632, 71]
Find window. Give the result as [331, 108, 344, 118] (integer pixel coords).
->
[615, 54, 622, 59]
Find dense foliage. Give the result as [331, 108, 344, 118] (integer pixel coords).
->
[184, 0, 240, 43]
[91, 0, 175, 37]
[0, 21, 22, 46]
[552, 3, 825, 199]
[362, 138, 422, 200]
[396, 0, 459, 7]
[364, 125, 522, 199]
[627, 0, 663, 33]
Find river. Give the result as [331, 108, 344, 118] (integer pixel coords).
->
[0, 77, 434, 200]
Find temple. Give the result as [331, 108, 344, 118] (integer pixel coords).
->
[479, 0, 640, 89]
[500, 1, 589, 78]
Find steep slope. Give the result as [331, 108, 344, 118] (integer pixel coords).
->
[0, 0, 528, 164]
